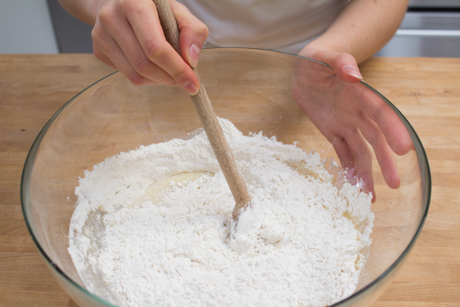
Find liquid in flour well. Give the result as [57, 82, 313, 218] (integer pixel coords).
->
[68, 118, 374, 307]
[128, 172, 212, 209]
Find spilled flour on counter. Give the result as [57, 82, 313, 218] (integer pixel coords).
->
[68, 118, 374, 307]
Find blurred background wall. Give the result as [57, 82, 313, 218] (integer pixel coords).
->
[1, 0, 460, 57]
[0, 0, 58, 53]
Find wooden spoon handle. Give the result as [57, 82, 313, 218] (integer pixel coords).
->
[152, 0, 251, 218]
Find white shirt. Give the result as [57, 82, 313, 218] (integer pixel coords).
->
[178, 0, 349, 54]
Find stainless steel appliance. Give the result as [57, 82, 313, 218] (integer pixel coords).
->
[376, 0, 460, 57]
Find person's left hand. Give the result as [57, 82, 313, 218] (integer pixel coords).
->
[293, 48, 413, 200]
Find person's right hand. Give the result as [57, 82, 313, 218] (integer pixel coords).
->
[90, 0, 208, 94]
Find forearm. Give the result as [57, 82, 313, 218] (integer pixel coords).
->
[58, 0, 98, 25]
[304, 0, 409, 63]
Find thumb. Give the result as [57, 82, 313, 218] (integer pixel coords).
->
[322, 51, 363, 83]
[302, 49, 363, 83]
[172, 1, 209, 68]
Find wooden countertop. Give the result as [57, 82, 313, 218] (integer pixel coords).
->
[0, 54, 459, 306]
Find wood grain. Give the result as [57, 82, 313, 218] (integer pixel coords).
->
[153, 0, 251, 216]
[0, 54, 459, 306]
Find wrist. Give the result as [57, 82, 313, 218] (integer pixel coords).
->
[302, 36, 346, 55]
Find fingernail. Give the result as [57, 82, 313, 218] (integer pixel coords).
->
[188, 44, 200, 68]
[344, 66, 363, 80]
[182, 81, 199, 95]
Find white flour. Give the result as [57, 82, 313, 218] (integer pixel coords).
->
[68, 118, 374, 307]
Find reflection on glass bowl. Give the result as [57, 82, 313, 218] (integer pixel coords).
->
[21, 48, 430, 307]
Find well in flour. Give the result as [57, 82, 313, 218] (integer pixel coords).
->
[68, 118, 374, 307]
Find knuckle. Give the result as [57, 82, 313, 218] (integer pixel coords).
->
[144, 39, 164, 62]
[97, 6, 113, 25]
[127, 72, 144, 86]
[167, 80, 177, 86]
[120, 0, 138, 14]
[161, 73, 178, 86]
[195, 23, 209, 41]
[119, 0, 130, 9]
[313, 49, 326, 59]
[171, 69, 190, 83]
[91, 27, 102, 41]
[158, 76, 177, 87]
[133, 56, 151, 76]
[336, 53, 355, 66]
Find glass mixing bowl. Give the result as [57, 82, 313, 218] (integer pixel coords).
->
[21, 48, 430, 307]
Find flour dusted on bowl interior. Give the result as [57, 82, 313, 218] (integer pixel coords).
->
[68, 118, 374, 307]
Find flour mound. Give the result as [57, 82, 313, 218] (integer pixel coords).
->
[68, 118, 374, 307]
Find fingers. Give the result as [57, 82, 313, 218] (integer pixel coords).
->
[342, 130, 375, 196]
[297, 47, 411, 194]
[358, 86, 414, 156]
[92, 20, 160, 86]
[374, 103, 414, 155]
[302, 49, 363, 83]
[92, 0, 206, 94]
[321, 51, 363, 83]
[332, 136, 356, 171]
[123, 0, 199, 92]
[92, 41, 117, 71]
[357, 114, 400, 189]
[302, 48, 412, 156]
[332, 134, 376, 200]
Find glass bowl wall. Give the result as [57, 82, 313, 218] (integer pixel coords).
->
[21, 49, 430, 307]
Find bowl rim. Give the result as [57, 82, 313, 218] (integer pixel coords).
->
[20, 47, 431, 307]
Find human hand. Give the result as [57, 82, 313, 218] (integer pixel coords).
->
[293, 48, 413, 200]
[90, 0, 208, 93]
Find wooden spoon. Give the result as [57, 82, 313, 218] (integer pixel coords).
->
[152, 0, 251, 220]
